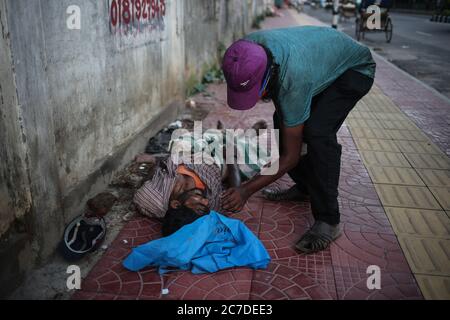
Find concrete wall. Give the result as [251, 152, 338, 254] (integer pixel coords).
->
[0, 0, 36, 297]
[185, 0, 272, 89]
[0, 0, 30, 243]
[0, 0, 273, 297]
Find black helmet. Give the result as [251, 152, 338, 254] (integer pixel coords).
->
[59, 215, 107, 262]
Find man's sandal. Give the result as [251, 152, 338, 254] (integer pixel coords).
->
[262, 185, 310, 202]
[295, 221, 342, 254]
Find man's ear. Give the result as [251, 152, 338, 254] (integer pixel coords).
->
[170, 200, 181, 209]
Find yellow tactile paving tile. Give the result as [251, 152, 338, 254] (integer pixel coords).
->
[348, 127, 392, 139]
[366, 104, 399, 114]
[359, 151, 411, 168]
[395, 140, 444, 155]
[404, 153, 450, 170]
[346, 118, 383, 129]
[367, 166, 425, 186]
[397, 236, 450, 276]
[386, 129, 430, 142]
[353, 102, 372, 113]
[353, 138, 401, 152]
[415, 275, 450, 300]
[373, 112, 409, 121]
[361, 95, 401, 113]
[348, 84, 450, 298]
[369, 85, 383, 94]
[416, 169, 450, 188]
[381, 119, 420, 131]
[385, 208, 450, 238]
[374, 185, 442, 210]
[347, 110, 377, 120]
[365, 99, 401, 113]
[429, 187, 450, 210]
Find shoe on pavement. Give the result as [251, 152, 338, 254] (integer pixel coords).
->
[295, 221, 342, 254]
[262, 185, 310, 202]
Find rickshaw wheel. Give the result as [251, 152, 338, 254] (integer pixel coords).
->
[385, 17, 393, 43]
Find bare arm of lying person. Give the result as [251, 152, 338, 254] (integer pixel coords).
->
[220, 119, 268, 189]
[224, 163, 242, 188]
[222, 123, 304, 212]
[221, 141, 242, 188]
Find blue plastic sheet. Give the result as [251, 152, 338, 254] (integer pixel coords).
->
[123, 211, 271, 274]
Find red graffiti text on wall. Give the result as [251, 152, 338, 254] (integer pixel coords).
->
[109, 0, 166, 35]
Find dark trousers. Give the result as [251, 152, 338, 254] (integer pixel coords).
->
[274, 69, 374, 225]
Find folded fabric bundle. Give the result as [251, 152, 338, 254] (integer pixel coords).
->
[123, 211, 271, 274]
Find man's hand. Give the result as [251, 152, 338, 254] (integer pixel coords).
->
[221, 122, 304, 212]
[236, 123, 304, 197]
[221, 186, 249, 212]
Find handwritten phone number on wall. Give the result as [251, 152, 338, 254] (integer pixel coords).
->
[110, 0, 166, 27]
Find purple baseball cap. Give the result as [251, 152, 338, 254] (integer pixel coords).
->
[222, 40, 268, 110]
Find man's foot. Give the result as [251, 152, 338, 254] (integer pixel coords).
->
[262, 185, 310, 202]
[295, 221, 342, 254]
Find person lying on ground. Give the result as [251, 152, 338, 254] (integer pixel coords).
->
[133, 120, 270, 220]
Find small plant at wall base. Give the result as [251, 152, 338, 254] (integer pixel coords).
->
[252, 13, 266, 29]
[203, 66, 225, 84]
[186, 65, 225, 97]
[252, 7, 276, 30]
[217, 42, 227, 63]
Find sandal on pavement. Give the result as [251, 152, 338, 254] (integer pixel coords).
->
[262, 185, 310, 202]
[295, 221, 342, 254]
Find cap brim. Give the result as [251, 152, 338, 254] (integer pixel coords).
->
[227, 83, 261, 111]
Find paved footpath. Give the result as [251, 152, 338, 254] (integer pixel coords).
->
[72, 9, 450, 300]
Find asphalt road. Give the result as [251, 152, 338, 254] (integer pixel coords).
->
[301, 6, 450, 99]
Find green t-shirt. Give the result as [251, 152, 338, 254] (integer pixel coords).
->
[245, 26, 376, 127]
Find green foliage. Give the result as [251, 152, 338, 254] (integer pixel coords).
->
[217, 42, 227, 61]
[203, 66, 225, 84]
[252, 13, 266, 29]
[186, 65, 225, 97]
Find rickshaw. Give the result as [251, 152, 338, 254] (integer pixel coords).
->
[355, 0, 393, 43]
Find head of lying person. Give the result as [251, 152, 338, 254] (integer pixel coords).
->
[162, 204, 203, 237]
[169, 185, 210, 215]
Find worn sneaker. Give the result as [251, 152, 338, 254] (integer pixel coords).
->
[262, 185, 310, 201]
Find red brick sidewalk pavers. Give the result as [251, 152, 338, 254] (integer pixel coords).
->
[72, 83, 422, 300]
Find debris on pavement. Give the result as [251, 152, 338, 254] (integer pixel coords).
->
[86, 192, 118, 218]
[185, 99, 196, 109]
[145, 118, 196, 154]
[110, 161, 157, 189]
[168, 120, 183, 130]
[122, 211, 136, 222]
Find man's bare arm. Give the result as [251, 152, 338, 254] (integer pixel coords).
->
[221, 123, 304, 211]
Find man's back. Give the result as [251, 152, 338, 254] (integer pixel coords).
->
[245, 26, 376, 126]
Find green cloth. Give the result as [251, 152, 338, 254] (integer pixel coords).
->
[168, 130, 271, 180]
[245, 26, 376, 127]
